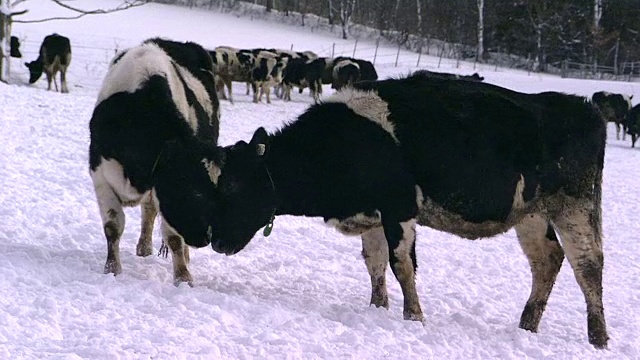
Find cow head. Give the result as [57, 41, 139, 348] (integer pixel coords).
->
[209, 127, 276, 255]
[152, 128, 276, 255]
[24, 59, 44, 84]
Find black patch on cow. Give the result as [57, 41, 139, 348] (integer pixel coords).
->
[352, 75, 604, 224]
[545, 223, 558, 242]
[111, 51, 127, 65]
[89, 75, 196, 193]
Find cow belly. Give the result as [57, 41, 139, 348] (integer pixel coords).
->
[415, 176, 533, 239]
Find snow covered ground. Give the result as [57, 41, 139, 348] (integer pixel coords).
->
[1, 1, 639, 358]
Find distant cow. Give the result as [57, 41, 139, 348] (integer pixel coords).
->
[331, 59, 360, 90]
[10, 36, 21, 58]
[89, 38, 220, 286]
[282, 57, 327, 103]
[592, 91, 632, 140]
[152, 72, 609, 348]
[333, 56, 378, 83]
[415, 69, 484, 82]
[625, 104, 640, 147]
[25, 33, 72, 93]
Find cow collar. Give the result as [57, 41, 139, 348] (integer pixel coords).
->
[262, 162, 277, 237]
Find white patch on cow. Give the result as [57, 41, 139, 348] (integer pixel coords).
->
[92, 158, 146, 206]
[174, 64, 214, 118]
[326, 211, 382, 235]
[415, 185, 424, 209]
[95, 43, 195, 131]
[392, 219, 417, 259]
[201, 158, 221, 184]
[325, 88, 398, 143]
[623, 94, 633, 109]
[513, 174, 526, 210]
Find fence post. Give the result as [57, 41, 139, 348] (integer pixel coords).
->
[352, 39, 358, 57]
[395, 44, 401, 67]
[416, 39, 423, 67]
[332, 43, 335, 58]
[561, 60, 568, 78]
[290, 43, 294, 51]
[373, 38, 379, 65]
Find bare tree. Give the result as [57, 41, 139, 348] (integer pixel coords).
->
[266, 0, 273, 12]
[326, 0, 356, 39]
[476, 0, 483, 62]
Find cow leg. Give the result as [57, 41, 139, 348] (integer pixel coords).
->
[385, 219, 423, 321]
[552, 199, 608, 349]
[615, 123, 621, 140]
[252, 82, 259, 103]
[60, 69, 68, 93]
[515, 214, 564, 333]
[91, 170, 125, 275]
[622, 123, 627, 141]
[361, 226, 390, 309]
[161, 221, 193, 286]
[136, 193, 157, 257]
[225, 77, 234, 104]
[262, 83, 271, 104]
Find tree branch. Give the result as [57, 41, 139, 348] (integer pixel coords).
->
[13, 0, 148, 23]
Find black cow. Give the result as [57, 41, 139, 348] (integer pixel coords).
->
[592, 91, 632, 140]
[152, 72, 609, 348]
[415, 69, 484, 82]
[24, 33, 72, 93]
[10, 36, 22, 58]
[625, 103, 640, 147]
[89, 38, 220, 286]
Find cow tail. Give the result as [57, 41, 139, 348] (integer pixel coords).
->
[592, 112, 606, 245]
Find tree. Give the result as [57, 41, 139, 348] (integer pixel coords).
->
[0, 0, 146, 83]
[477, 0, 484, 61]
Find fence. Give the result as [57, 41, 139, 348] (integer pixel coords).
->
[550, 60, 640, 82]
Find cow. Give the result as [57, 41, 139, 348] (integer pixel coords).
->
[24, 33, 72, 93]
[331, 59, 360, 90]
[333, 56, 378, 83]
[625, 103, 640, 147]
[592, 91, 632, 140]
[150, 72, 609, 348]
[282, 57, 326, 103]
[10, 36, 21, 58]
[415, 69, 484, 82]
[88, 37, 220, 286]
[250, 51, 285, 104]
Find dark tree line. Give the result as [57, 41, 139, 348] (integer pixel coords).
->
[165, 0, 640, 73]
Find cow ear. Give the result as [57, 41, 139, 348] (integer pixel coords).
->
[250, 127, 269, 157]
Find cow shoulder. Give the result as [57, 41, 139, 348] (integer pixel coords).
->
[324, 88, 398, 143]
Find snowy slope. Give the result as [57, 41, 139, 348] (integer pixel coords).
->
[1, 1, 639, 358]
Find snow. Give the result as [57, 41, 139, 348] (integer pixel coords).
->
[1, 0, 639, 358]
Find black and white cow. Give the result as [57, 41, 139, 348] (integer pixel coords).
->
[414, 69, 484, 82]
[24, 33, 72, 93]
[152, 72, 609, 348]
[10, 36, 22, 58]
[282, 57, 326, 103]
[331, 59, 360, 90]
[625, 103, 640, 147]
[89, 38, 220, 286]
[592, 91, 633, 140]
[250, 51, 285, 104]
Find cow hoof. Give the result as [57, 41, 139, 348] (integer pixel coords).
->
[104, 260, 122, 275]
[136, 242, 153, 257]
[403, 311, 424, 322]
[173, 272, 194, 287]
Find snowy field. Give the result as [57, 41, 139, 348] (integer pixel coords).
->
[1, 1, 639, 358]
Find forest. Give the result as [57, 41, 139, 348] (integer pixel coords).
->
[176, 0, 640, 75]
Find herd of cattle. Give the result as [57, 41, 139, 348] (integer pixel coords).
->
[15, 33, 639, 348]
